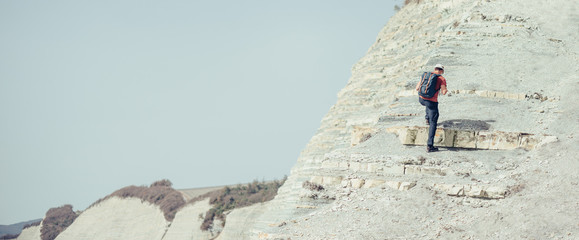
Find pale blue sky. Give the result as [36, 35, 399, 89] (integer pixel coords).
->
[0, 0, 401, 224]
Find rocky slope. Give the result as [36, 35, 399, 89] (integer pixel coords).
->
[217, 0, 578, 239]
[16, 0, 578, 239]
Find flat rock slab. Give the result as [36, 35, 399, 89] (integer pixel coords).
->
[386, 125, 556, 150]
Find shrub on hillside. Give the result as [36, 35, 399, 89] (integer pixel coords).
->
[40, 205, 78, 240]
[302, 180, 324, 191]
[192, 177, 287, 231]
[150, 179, 173, 187]
[23, 220, 42, 229]
[89, 179, 185, 221]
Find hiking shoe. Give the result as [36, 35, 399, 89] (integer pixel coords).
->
[427, 146, 439, 153]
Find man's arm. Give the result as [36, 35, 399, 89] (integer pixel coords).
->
[440, 84, 448, 95]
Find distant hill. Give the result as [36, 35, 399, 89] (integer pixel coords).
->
[0, 219, 42, 238]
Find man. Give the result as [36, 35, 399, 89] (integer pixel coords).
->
[415, 64, 448, 152]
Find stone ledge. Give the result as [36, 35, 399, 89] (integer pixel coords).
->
[351, 126, 379, 146]
[310, 176, 416, 191]
[320, 160, 449, 177]
[394, 181, 417, 191]
[396, 89, 559, 101]
[386, 126, 557, 150]
[432, 183, 507, 199]
[312, 176, 508, 197]
[405, 165, 448, 176]
[309, 176, 343, 186]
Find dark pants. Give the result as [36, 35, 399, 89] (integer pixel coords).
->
[419, 97, 439, 147]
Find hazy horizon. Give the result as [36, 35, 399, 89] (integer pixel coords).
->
[0, 0, 401, 224]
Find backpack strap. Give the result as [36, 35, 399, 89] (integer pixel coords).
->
[425, 73, 439, 94]
[419, 72, 431, 88]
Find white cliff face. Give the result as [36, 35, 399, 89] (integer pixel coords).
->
[219, 0, 579, 239]
[162, 199, 214, 240]
[55, 197, 169, 240]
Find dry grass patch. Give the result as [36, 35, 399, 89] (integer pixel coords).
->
[89, 179, 185, 221]
[190, 177, 287, 231]
[23, 221, 41, 230]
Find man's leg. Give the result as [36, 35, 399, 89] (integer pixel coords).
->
[425, 100, 439, 147]
[419, 97, 430, 125]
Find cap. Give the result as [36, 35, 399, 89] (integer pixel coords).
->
[435, 64, 444, 70]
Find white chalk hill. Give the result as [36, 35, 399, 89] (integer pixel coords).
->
[19, 0, 578, 239]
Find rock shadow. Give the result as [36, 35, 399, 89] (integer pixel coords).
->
[439, 119, 493, 131]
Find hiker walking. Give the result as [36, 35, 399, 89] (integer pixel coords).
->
[415, 64, 448, 152]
